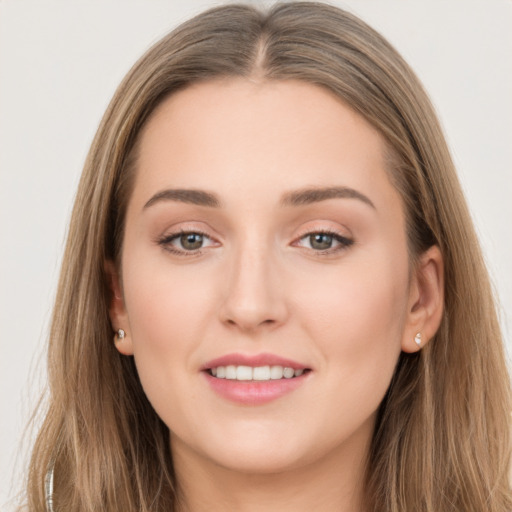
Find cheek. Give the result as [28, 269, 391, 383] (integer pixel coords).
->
[123, 250, 215, 347]
[294, 250, 409, 390]
[121, 251, 219, 416]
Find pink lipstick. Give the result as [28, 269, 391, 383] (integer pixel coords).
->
[201, 352, 312, 405]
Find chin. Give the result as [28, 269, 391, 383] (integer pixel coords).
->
[206, 443, 309, 475]
[171, 424, 315, 475]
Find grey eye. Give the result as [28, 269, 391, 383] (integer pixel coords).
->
[158, 230, 217, 255]
[294, 231, 353, 253]
[180, 233, 204, 250]
[309, 233, 334, 250]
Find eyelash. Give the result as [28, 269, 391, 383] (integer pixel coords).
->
[157, 229, 214, 257]
[293, 229, 354, 255]
[156, 229, 354, 256]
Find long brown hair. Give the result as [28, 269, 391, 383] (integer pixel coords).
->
[23, 2, 511, 511]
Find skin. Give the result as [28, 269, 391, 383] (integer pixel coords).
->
[108, 78, 444, 512]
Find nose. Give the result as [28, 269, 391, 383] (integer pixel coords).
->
[219, 238, 289, 333]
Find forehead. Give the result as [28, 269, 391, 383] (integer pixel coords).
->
[131, 78, 401, 215]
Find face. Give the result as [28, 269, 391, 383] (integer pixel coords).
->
[111, 78, 420, 475]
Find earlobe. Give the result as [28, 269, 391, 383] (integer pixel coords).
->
[402, 245, 444, 353]
[113, 327, 134, 356]
[104, 260, 134, 356]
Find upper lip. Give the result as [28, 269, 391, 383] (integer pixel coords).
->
[201, 352, 310, 371]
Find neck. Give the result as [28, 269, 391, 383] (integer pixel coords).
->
[171, 421, 372, 512]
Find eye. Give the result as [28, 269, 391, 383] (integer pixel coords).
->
[307, 233, 335, 250]
[178, 232, 205, 250]
[157, 230, 217, 254]
[295, 231, 353, 253]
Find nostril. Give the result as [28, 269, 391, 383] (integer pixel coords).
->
[223, 315, 280, 331]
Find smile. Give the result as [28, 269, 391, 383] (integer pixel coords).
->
[209, 365, 307, 380]
[202, 353, 312, 405]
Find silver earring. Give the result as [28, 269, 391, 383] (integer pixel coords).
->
[414, 332, 422, 346]
[114, 328, 125, 343]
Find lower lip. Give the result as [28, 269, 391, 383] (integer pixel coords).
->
[203, 371, 310, 405]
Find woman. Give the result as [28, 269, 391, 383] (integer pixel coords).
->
[22, 2, 511, 511]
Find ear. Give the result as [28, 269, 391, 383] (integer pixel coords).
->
[402, 245, 444, 353]
[104, 260, 134, 356]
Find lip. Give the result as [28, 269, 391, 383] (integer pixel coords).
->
[201, 352, 312, 405]
[201, 352, 309, 371]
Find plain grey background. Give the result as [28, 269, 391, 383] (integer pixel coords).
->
[1, 1, 511, 509]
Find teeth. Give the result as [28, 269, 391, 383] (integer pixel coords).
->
[253, 366, 270, 380]
[283, 367, 295, 379]
[226, 365, 236, 379]
[236, 365, 252, 381]
[209, 365, 307, 381]
[270, 365, 283, 379]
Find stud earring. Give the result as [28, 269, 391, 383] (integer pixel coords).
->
[414, 332, 422, 346]
[114, 329, 126, 343]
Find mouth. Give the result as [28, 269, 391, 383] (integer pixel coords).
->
[206, 365, 311, 381]
[201, 353, 312, 405]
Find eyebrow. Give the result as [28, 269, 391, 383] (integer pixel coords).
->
[281, 186, 375, 209]
[143, 185, 375, 210]
[143, 189, 221, 209]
